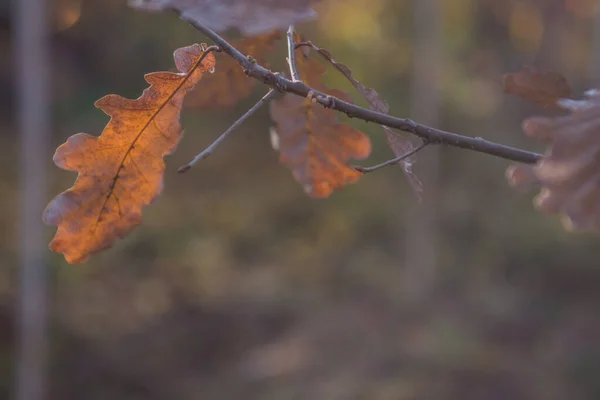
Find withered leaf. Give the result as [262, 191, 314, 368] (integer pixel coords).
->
[506, 89, 600, 232]
[503, 66, 572, 110]
[185, 31, 281, 109]
[43, 44, 216, 263]
[384, 127, 423, 199]
[130, 0, 318, 36]
[306, 46, 389, 113]
[300, 44, 422, 199]
[270, 55, 371, 198]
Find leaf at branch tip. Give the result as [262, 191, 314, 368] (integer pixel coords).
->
[130, 0, 319, 36]
[503, 66, 572, 110]
[43, 44, 216, 263]
[506, 88, 600, 233]
[299, 44, 422, 198]
[270, 56, 371, 198]
[185, 31, 281, 109]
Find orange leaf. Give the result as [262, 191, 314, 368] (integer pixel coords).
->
[503, 66, 572, 110]
[43, 44, 216, 263]
[185, 32, 281, 109]
[270, 56, 371, 198]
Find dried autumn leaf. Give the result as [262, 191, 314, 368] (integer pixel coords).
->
[306, 46, 389, 112]
[384, 127, 423, 199]
[130, 0, 318, 36]
[299, 43, 422, 198]
[270, 95, 371, 198]
[503, 66, 572, 110]
[506, 89, 600, 232]
[270, 55, 371, 198]
[43, 44, 216, 263]
[185, 32, 281, 109]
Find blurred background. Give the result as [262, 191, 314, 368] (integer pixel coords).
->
[4, 0, 600, 399]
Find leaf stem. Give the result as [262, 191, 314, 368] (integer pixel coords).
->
[355, 141, 430, 173]
[178, 89, 276, 173]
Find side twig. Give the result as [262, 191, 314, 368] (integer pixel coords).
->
[171, 8, 543, 166]
[286, 25, 300, 81]
[355, 141, 430, 173]
[178, 89, 276, 173]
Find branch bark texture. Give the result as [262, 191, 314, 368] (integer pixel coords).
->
[172, 8, 542, 166]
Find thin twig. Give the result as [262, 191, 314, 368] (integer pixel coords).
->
[286, 25, 300, 81]
[171, 8, 543, 165]
[355, 141, 430, 173]
[178, 89, 276, 173]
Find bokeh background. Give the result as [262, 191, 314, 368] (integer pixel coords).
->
[3, 0, 600, 399]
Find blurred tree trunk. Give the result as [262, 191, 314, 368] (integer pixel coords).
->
[403, 0, 442, 301]
[14, 0, 50, 399]
[590, 7, 600, 85]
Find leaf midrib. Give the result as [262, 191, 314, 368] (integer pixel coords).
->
[91, 53, 209, 236]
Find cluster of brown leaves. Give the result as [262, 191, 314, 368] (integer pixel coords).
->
[43, 44, 216, 263]
[44, 40, 400, 263]
[504, 67, 600, 232]
[47, 22, 430, 261]
[44, 45, 600, 265]
[48, 5, 424, 263]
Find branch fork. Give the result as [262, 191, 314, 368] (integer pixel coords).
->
[170, 9, 542, 174]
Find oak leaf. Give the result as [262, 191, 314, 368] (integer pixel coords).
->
[43, 44, 216, 263]
[130, 0, 318, 36]
[506, 89, 600, 232]
[185, 32, 281, 109]
[299, 43, 423, 199]
[503, 66, 572, 110]
[270, 55, 371, 198]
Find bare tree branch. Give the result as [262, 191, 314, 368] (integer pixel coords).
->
[286, 25, 300, 81]
[171, 8, 542, 165]
[178, 89, 276, 173]
[355, 141, 430, 173]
